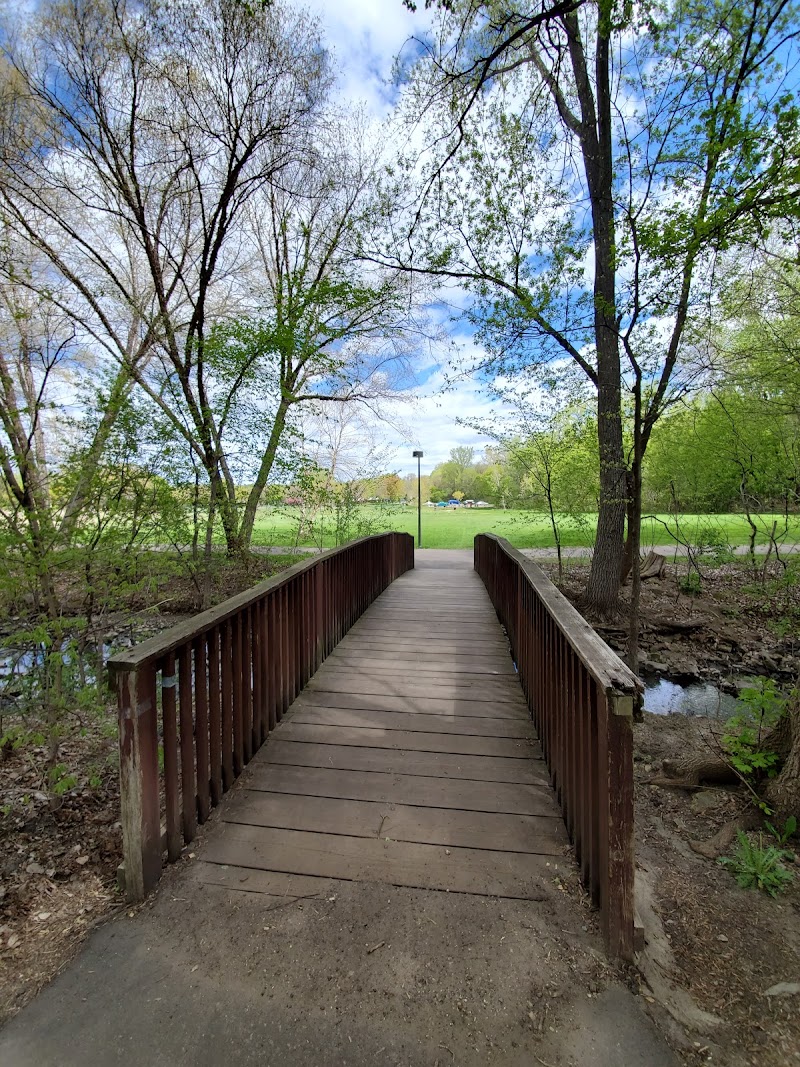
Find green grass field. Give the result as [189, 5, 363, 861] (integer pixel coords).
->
[247, 506, 800, 551]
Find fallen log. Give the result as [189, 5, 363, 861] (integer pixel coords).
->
[647, 616, 706, 634]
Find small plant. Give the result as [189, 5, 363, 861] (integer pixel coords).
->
[693, 523, 735, 565]
[719, 831, 795, 897]
[722, 723, 781, 778]
[721, 678, 785, 779]
[679, 570, 702, 595]
[48, 763, 78, 796]
[765, 815, 797, 848]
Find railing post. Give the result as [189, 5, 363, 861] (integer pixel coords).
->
[605, 690, 635, 960]
[116, 663, 161, 901]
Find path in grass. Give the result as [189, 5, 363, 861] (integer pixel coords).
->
[246, 506, 800, 553]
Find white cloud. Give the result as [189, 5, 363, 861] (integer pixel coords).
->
[313, 0, 433, 117]
[365, 332, 503, 473]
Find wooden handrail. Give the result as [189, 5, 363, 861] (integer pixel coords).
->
[474, 534, 641, 961]
[109, 532, 414, 900]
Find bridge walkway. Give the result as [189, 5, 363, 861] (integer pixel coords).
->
[192, 552, 567, 899]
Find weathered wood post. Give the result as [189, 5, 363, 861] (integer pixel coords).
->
[605, 689, 635, 960]
[115, 663, 161, 901]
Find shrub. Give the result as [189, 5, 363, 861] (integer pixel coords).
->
[719, 831, 795, 897]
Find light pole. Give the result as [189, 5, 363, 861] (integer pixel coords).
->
[412, 450, 423, 548]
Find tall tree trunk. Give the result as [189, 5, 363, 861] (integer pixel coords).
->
[627, 453, 643, 675]
[563, 10, 627, 615]
[763, 693, 800, 824]
[237, 398, 291, 552]
[587, 352, 626, 614]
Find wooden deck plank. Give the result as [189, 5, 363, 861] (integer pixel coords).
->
[287, 704, 537, 738]
[262, 739, 549, 784]
[291, 689, 531, 719]
[199, 823, 556, 899]
[325, 652, 516, 676]
[336, 638, 510, 654]
[306, 674, 527, 703]
[276, 721, 540, 758]
[189, 862, 337, 899]
[246, 763, 557, 816]
[221, 791, 565, 853]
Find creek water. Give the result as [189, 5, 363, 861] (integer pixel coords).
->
[641, 675, 740, 718]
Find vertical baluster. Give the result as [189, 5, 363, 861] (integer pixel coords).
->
[314, 564, 323, 672]
[606, 690, 635, 959]
[578, 667, 591, 887]
[161, 651, 181, 862]
[588, 676, 600, 904]
[232, 611, 243, 775]
[194, 636, 210, 824]
[562, 636, 573, 837]
[116, 662, 160, 900]
[267, 593, 278, 731]
[594, 684, 608, 912]
[285, 581, 294, 704]
[208, 627, 222, 805]
[295, 576, 304, 693]
[242, 605, 253, 765]
[221, 620, 234, 789]
[257, 601, 269, 742]
[178, 644, 196, 844]
[278, 584, 289, 719]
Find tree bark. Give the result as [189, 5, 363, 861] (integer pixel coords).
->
[563, 11, 626, 614]
[237, 397, 291, 551]
[763, 694, 800, 824]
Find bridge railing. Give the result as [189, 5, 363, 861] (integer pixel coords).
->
[474, 534, 641, 960]
[108, 532, 414, 901]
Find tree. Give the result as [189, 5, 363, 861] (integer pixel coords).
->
[1, 0, 333, 556]
[383, 0, 800, 622]
[465, 402, 599, 574]
[220, 119, 425, 553]
[0, 253, 193, 770]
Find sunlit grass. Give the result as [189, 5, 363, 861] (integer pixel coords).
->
[245, 506, 800, 551]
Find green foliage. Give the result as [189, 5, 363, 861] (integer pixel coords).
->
[721, 678, 786, 779]
[48, 763, 78, 796]
[765, 815, 797, 847]
[719, 832, 795, 897]
[679, 571, 702, 595]
[693, 524, 735, 565]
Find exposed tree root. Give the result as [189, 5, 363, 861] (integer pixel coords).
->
[688, 813, 760, 860]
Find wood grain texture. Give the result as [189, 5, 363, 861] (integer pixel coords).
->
[263, 739, 549, 784]
[223, 791, 566, 853]
[291, 690, 530, 720]
[245, 763, 557, 816]
[276, 721, 540, 758]
[288, 704, 537, 738]
[201, 823, 557, 899]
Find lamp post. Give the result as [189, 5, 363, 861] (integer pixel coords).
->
[412, 450, 423, 548]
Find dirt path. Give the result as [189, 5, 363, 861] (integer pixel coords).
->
[0, 823, 677, 1067]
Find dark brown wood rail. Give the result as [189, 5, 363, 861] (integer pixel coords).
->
[108, 532, 414, 901]
[474, 534, 641, 960]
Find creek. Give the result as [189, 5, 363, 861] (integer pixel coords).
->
[641, 674, 740, 718]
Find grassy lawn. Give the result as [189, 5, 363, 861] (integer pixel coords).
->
[247, 506, 800, 551]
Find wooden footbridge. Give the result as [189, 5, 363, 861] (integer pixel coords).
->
[109, 535, 640, 959]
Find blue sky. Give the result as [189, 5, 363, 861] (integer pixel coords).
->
[311, 0, 500, 476]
